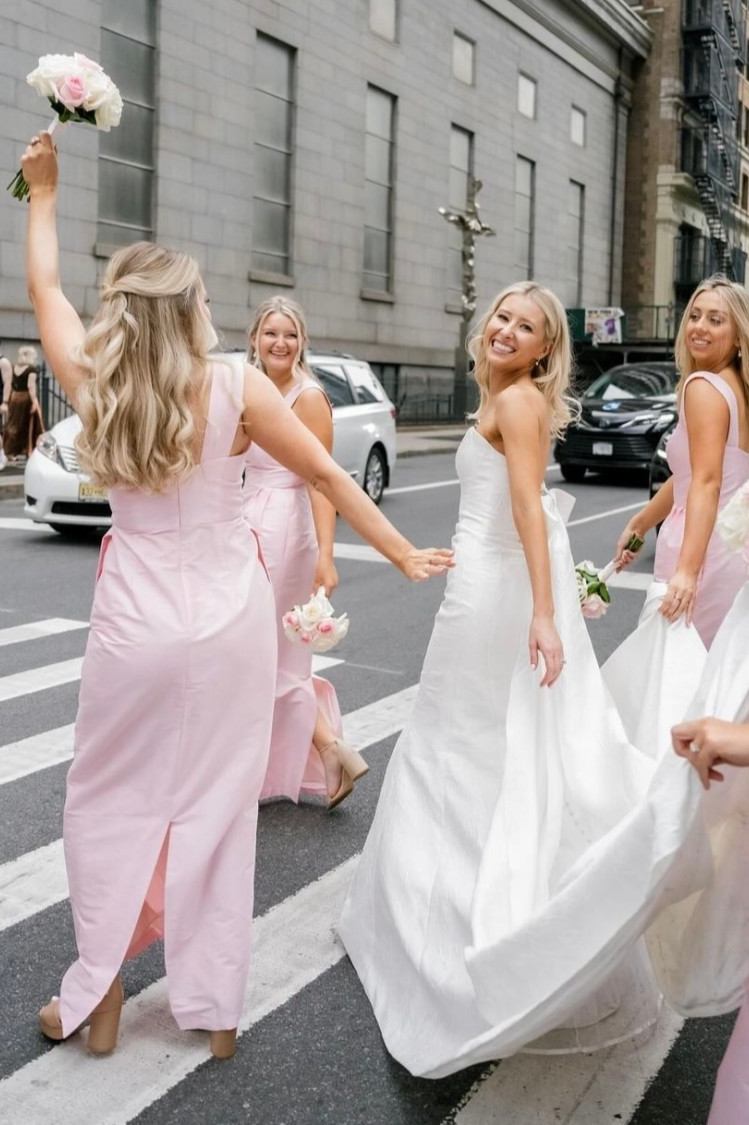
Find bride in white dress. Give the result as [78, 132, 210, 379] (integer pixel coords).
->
[338, 282, 706, 1079]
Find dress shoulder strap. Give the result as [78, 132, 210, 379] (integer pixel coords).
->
[287, 375, 331, 413]
[682, 371, 739, 446]
[201, 356, 245, 462]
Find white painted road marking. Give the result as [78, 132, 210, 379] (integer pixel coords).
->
[0, 857, 356, 1124]
[0, 658, 84, 704]
[0, 518, 50, 532]
[568, 500, 645, 528]
[0, 683, 417, 932]
[0, 618, 88, 648]
[0, 724, 75, 785]
[385, 464, 561, 497]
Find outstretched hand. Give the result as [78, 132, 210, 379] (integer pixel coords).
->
[399, 547, 455, 582]
[20, 131, 58, 194]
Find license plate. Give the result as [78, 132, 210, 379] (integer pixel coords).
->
[592, 442, 613, 456]
[78, 482, 108, 502]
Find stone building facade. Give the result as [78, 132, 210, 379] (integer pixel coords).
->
[0, 0, 649, 413]
[622, 0, 749, 337]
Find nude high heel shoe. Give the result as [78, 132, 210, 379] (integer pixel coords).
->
[319, 738, 369, 810]
[39, 975, 124, 1055]
[210, 1029, 237, 1059]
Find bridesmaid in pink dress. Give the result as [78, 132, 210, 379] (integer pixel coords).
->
[244, 297, 364, 808]
[617, 277, 749, 647]
[21, 133, 453, 1059]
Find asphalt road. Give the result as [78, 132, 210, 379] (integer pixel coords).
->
[0, 449, 732, 1125]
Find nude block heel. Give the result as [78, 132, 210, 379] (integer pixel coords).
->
[87, 977, 124, 1055]
[210, 1029, 237, 1059]
[320, 738, 369, 810]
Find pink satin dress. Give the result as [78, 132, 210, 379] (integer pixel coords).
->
[59, 360, 276, 1035]
[243, 377, 342, 802]
[654, 371, 749, 648]
[708, 995, 749, 1123]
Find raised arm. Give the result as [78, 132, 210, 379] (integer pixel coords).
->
[495, 387, 563, 687]
[293, 386, 339, 594]
[242, 365, 453, 582]
[21, 133, 87, 404]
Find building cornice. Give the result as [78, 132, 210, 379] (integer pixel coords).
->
[478, 0, 652, 84]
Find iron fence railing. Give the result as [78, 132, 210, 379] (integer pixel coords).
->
[38, 364, 74, 429]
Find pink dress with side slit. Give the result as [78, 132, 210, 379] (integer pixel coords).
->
[243, 377, 342, 802]
[653, 371, 749, 648]
[58, 359, 276, 1035]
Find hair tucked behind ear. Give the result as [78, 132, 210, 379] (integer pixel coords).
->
[468, 280, 578, 438]
[74, 242, 217, 491]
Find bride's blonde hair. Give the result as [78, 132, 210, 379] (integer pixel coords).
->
[468, 281, 577, 438]
[75, 242, 218, 491]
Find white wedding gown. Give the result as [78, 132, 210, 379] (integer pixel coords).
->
[338, 427, 706, 1079]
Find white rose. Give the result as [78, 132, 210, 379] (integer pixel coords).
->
[27, 54, 79, 100]
[82, 69, 123, 130]
[718, 484, 749, 552]
[300, 602, 324, 627]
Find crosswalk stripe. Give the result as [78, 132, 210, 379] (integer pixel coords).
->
[0, 518, 50, 532]
[0, 857, 355, 1123]
[448, 1008, 684, 1124]
[0, 618, 88, 648]
[0, 658, 84, 704]
[0, 683, 416, 932]
[0, 724, 75, 785]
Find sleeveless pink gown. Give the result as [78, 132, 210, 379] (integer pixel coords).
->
[243, 378, 342, 802]
[654, 371, 749, 648]
[59, 360, 277, 1035]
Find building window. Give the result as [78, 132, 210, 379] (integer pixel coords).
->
[363, 86, 396, 294]
[514, 156, 535, 279]
[98, 0, 156, 247]
[568, 180, 585, 305]
[252, 34, 295, 277]
[517, 73, 537, 119]
[369, 0, 397, 41]
[452, 32, 475, 85]
[742, 172, 749, 211]
[571, 106, 586, 146]
[744, 106, 749, 149]
[447, 125, 474, 300]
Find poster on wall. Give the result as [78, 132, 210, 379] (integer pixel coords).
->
[585, 307, 624, 345]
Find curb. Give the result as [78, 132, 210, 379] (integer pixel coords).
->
[396, 444, 461, 459]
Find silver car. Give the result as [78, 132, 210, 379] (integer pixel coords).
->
[24, 352, 397, 536]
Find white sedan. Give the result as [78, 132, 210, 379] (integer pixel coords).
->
[24, 353, 397, 536]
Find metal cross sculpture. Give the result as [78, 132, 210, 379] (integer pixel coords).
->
[439, 176, 496, 418]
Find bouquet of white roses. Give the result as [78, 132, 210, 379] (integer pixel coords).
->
[282, 587, 350, 653]
[9, 52, 123, 201]
[717, 480, 749, 558]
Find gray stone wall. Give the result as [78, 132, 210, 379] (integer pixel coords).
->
[0, 0, 649, 395]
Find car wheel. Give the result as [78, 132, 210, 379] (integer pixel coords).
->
[363, 446, 386, 505]
[49, 523, 96, 538]
[560, 464, 587, 483]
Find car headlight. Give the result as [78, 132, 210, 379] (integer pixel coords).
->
[35, 431, 59, 463]
[652, 412, 676, 433]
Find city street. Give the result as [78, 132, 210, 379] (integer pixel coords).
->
[0, 445, 734, 1125]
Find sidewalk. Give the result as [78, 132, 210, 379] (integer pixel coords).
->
[396, 423, 468, 458]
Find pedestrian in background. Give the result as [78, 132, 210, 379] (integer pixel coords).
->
[245, 296, 367, 809]
[0, 348, 12, 470]
[21, 130, 452, 1060]
[2, 344, 44, 461]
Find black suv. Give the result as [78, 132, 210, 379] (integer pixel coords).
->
[555, 362, 679, 483]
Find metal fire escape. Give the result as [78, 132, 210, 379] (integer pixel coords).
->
[681, 0, 746, 280]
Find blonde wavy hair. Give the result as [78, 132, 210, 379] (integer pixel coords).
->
[674, 275, 749, 405]
[247, 296, 312, 379]
[75, 242, 218, 491]
[468, 281, 577, 438]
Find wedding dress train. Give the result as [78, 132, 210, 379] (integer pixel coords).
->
[338, 427, 704, 1078]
